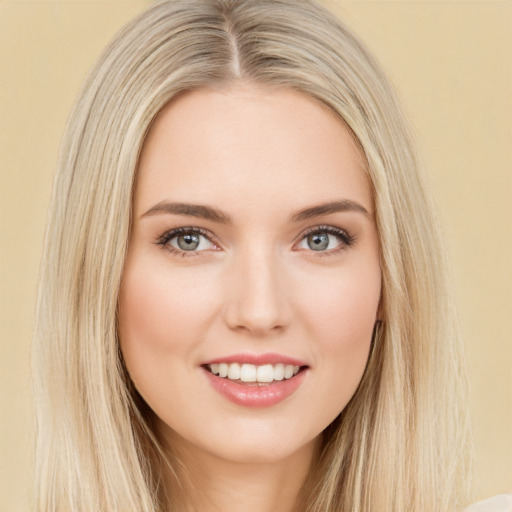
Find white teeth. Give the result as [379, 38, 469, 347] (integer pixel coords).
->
[274, 363, 285, 381]
[284, 365, 295, 379]
[256, 364, 274, 383]
[218, 363, 228, 378]
[227, 363, 240, 380]
[207, 362, 302, 383]
[240, 364, 257, 382]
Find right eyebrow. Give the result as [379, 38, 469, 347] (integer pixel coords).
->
[140, 201, 232, 224]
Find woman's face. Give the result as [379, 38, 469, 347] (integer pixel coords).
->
[118, 84, 381, 465]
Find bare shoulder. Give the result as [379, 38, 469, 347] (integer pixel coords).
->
[464, 494, 512, 512]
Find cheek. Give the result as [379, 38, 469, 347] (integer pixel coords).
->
[296, 261, 380, 416]
[117, 256, 214, 402]
[118, 256, 215, 348]
[118, 267, 170, 406]
[301, 262, 381, 348]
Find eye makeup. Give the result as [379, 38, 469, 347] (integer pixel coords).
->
[294, 225, 355, 255]
[154, 224, 356, 259]
[154, 226, 219, 257]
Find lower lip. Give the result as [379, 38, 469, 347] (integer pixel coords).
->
[203, 368, 307, 408]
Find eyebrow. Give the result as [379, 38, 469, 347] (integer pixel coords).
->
[141, 199, 370, 223]
[141, 201, 232, 224]
[289, 200, 370, 222]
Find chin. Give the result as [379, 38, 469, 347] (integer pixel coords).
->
[160, 416, 319, 467]
[207, 436, 318, 466]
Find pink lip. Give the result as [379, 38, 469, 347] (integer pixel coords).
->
[202, 353, 308, 367]
[203, 368, 307, 408]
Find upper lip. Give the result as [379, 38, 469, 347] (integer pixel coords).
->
[202, 353, 308, 367]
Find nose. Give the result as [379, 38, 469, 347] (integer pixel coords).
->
[223, 245, 291, 336]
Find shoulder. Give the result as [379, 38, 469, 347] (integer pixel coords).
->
[464, 494, 512, 512]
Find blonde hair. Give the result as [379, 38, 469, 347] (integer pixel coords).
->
[33, 0, 472, 510]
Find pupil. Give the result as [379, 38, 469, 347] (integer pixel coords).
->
[308, 233, 329, 251]
[178, 233, 200, 251]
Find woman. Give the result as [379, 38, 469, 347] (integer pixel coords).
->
[33, 0, 482, 510]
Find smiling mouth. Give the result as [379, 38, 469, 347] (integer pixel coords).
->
[203, 362, 307, 385]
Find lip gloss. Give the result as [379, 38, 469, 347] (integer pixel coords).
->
[202, 366, 307, 407]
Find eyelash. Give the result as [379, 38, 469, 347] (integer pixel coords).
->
[298, 225, 355, 256]
[155, 226, 216, 258]
[155, 225, 355, 258]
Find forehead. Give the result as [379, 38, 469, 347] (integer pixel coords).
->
[135, 83, 372, 217]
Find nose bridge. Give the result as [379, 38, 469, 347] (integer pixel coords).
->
[224, 240, 290, 334]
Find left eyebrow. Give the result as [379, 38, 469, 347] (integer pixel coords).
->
[289, 200, 370, 223]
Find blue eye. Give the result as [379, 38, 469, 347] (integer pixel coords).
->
[296, 226, 354, 253]
[157, 227, 216, 256]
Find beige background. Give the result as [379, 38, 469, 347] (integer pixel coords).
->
[0, 0, 510, 510]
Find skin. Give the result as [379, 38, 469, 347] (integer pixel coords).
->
[118, 83, 381, 512]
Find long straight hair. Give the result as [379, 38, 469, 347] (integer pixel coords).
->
[33, 1, 472, 510]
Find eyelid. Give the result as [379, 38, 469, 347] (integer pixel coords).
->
[155, 226, 221, 257]
[155, 224, 355, 258]
[293, 224, 355, 253]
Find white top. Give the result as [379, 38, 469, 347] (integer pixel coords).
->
[465, 495, 512, 512]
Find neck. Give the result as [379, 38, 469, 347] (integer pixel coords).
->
[159, 428, 319, 512]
